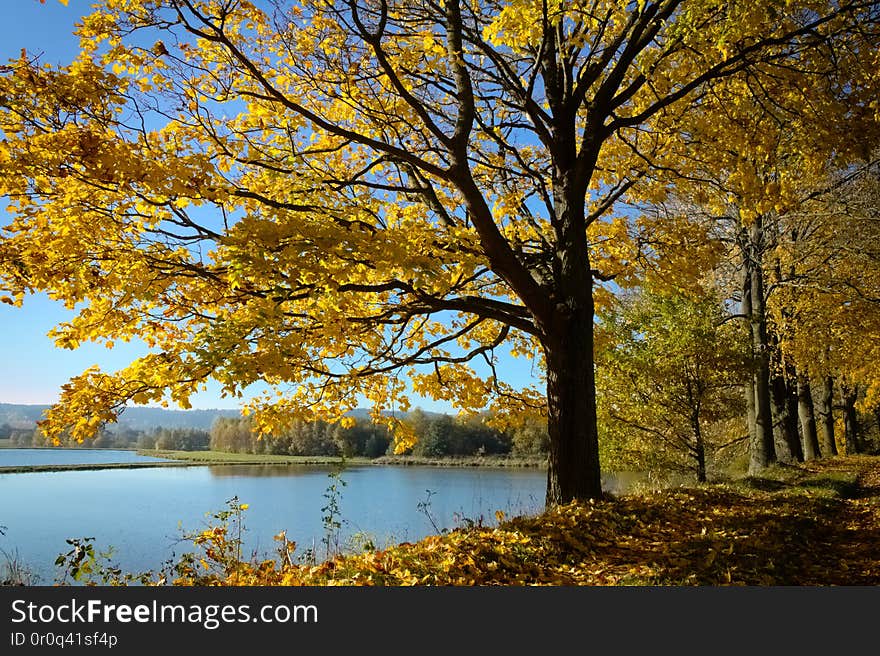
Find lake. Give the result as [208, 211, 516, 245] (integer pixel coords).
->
[0, 449, 633, 584]
[0, 447, 173, 467]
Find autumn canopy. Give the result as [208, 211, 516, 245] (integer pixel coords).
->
[1, 0, 879, 504]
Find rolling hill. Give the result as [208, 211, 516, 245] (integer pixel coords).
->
[0, 403, 446, 432]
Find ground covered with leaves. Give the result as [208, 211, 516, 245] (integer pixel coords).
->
[106, 456, 880, 586]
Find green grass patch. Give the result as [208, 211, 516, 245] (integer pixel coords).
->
[371, 454, 546, 468]
[142, 449, 369, 466]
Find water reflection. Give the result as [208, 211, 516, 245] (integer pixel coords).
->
[206, 464, 342, 478]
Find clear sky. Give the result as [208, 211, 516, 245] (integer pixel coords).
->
[0, 1, 542, 412]
[0, 2, 133, 406]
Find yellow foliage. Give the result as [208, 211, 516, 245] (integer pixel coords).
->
[3, 0, 878, 454]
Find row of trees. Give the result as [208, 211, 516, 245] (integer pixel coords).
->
[208, 416, 380, 457]
[6, 425, 210, 451]
[596, 283, 880, 483]
[3, 411, 549, 457]
[208, 411, 548, 458]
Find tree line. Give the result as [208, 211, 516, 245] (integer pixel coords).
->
[4, 425, 210, 451]
[207, 410, 548, 458]
[1, 413, 550, 459]
[595, 284, 880, 483]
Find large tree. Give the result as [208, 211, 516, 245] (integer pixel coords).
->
[2, 0, 878, 504]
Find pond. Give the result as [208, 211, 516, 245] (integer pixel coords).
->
[0, 448, 175, 467]
[0, 449, 639, 584]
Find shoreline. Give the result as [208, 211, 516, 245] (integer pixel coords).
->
[370, 454, 546, 468]
[0, 449, 546, 474]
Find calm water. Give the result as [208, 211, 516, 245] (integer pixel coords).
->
[0, 449, 633, 584]
[0, 448, 173, 467]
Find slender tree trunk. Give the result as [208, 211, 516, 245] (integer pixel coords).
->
[797, 374, 821, 460]
[741, 253, 757, 447]
[691, 410, 707, 483]
[818, 376, 838, 456]
[786, 367, 803, 461]
[774, 232, 803, 462]
[745, 379, 757, 450]
[744, 217, 775, 473]
[842, 384, 861, 455]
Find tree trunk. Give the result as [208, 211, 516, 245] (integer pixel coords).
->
[772, 233, 803, 463]
[741, 256, 757, 448]
[770, 371, 800, 463]
[743, 217, 775, 473]
[842, 384, 861, 455]
[797, 374, 821, 460]
[745, 378, 757, 453]
[544, 316, 602, 505]
[818, 376, 838, 456]
[543, 137, 602, 505]
[767, 334, 802, 463]
[786, 367, 803, 461]
[691, 410, 707, 483]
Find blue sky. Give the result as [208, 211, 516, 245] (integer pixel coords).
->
[0, 1, 124, 406]
[0, 1, 543, 412]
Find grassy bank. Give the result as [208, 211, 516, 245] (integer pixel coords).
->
[371, 454, 546, 468]
[147, 450, 544, 468]
[142, 449, 370, 465]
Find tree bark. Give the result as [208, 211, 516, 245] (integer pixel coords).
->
[818, 376, 838, 456]
[544, 317, 602, 504]
[773, 231, 803, 463]
[770, 371, 800, 463]
[691, 409, 707, 483]
[744, 378, 757, 455]
[842, 384, 861, 455]
[543, 123, 602, 504]
[786, 366, 803, 461]
[769, 361, 803, 463]
[741, 250, 757, 449]
[745, 216, 776, 473]
[797, 374, 821, 460]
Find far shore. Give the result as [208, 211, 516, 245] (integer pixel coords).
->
[0, 446, 547, 474]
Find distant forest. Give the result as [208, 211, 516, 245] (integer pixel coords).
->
[0, 406, 549, 458]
